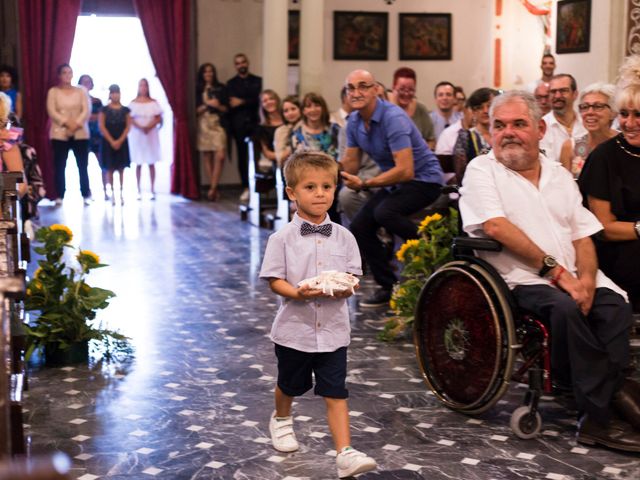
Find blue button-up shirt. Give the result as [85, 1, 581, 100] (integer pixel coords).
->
[346, 99, 444, 185]
[259, 213, 362, 353]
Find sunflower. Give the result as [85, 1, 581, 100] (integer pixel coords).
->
[395, 239, 420, 263]
[50, 224, 73, 242]
[78, 250, 100, 264]
[417, 213, 443, 234]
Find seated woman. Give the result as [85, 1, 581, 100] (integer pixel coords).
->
[256, 89, 283, 173]
[274, 95, 301, 169]
[452, 88, 498, 183]
[291, 92, 341, 221]
[389, 67, 436, 149]
[0, 65, 22, 120]
[578, 56, 640, 311]
[0, 92, 27, 197]
[560, 83, 617, 178]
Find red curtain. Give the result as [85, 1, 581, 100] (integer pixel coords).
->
[18, 0, 82, 199]
[134, 0, 199, 199]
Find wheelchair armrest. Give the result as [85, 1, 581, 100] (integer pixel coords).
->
[452, 236, 502, 252]
[441, 184, 459, 195]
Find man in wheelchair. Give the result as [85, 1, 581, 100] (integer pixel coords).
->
[459, 90, 640, 452]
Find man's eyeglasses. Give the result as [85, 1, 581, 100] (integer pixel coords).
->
[619, 109, 640, 119]
[549, 87, 572, 96]
[578, 103, 610, 113]
[346, 83, 375, 94]
[395, 88, 415, 95]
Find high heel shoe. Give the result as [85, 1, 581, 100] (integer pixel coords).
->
[207, 188, 219, 202]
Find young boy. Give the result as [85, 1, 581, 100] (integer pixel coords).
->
[259, 152, 377, 478]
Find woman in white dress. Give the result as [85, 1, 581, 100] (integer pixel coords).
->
[128, 78, 163, 199]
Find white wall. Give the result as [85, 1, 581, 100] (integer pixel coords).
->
[549, 0, 615, 88]
[320, 0, 493, 111]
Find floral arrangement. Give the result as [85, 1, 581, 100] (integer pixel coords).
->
[380, 209, 459, 340]
[24, 224, 129, 361]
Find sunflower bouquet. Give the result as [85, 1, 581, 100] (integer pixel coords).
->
[24, 224, 128, 362]
[380, 209, 459, 340]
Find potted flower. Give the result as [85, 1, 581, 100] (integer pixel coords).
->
[24, 224, 129, 365]
[380, 209, 459, 340]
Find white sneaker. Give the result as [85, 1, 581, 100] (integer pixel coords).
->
[239, 188, 250, 204]
[336, 447, 377, 478]
[269, 411, 299, 452]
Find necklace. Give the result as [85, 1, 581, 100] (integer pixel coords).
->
[616, 135, 640, 158]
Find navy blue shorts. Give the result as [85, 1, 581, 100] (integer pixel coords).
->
[274, 344, 349, 399]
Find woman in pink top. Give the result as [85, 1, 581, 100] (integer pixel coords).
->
[46, 63, 91, 205]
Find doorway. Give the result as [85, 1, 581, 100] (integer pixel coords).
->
[67, 14, 173, 201]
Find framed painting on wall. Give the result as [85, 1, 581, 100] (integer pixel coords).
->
[333, 11, 388, 61]
[288, 10, 299, 61]
[399, 13, 452, 60]
[556, 0, 591, 54]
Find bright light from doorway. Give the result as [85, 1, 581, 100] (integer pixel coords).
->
[68, 15, 173, 196]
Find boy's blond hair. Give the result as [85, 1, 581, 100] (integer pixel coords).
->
[283, 151, 339, 188]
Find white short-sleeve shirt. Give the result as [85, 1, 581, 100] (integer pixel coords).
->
[259, 213, 362, 353]
[434, 119, 463, 155]
[459, 151, 625, 297]
[540, 111, 587, 164]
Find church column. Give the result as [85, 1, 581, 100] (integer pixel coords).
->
[262, 0, 289, 95]
[299, 0, 324, 94]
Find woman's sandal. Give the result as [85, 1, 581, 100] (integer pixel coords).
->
[207, 188, 219, 201]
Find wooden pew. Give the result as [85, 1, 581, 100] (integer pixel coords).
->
[239, 137, 278, 228]
[0, 173, 28, 457]
[264, 165, 291, 231]
[0, 453, 71, 479]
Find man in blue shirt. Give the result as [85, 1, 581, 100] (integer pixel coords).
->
[341, 69, 444, 307]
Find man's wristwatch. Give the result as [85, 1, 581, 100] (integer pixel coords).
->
[360, 180, 370, 192]
[634, 221, 640, 239]
[538, 254, 558, 277]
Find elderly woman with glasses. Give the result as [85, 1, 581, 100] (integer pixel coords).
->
[578, 56, 640, 311]
[560, 83, 617, 178]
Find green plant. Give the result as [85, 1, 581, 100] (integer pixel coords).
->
[24, 224, 129, 360]
[380, 209, 459, 340]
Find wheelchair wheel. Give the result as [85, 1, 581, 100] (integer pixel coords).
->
[414, 260, 517, 414]
[510, 406, 542, 439]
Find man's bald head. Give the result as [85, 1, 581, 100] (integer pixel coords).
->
[345, 70, 379, 115]
[346, 69, 375, 85]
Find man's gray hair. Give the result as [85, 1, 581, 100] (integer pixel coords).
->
[489, 90, 542, 124]
[580, 82, 616, 112]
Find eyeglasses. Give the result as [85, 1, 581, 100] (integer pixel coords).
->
[619, 109, 640, 119]
[395, 88, 415, 95]
[549, 87, 572, 96]
[534, 94, 548, 101]
[578, 103, 610, 113]
[346, 83, 375, 94]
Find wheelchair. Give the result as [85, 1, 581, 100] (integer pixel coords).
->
[413, 233, 555, 439]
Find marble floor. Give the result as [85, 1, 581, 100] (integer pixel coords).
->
[20, 192, 640, 480]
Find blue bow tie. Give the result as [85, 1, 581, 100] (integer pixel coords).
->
[300, 222, 332, 237]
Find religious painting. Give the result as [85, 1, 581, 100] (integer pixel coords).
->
[556, 0, 591, 54]
[333, 11, 388, 61]
[288, 10, 300, 61]
[399, 13, 452, 61]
